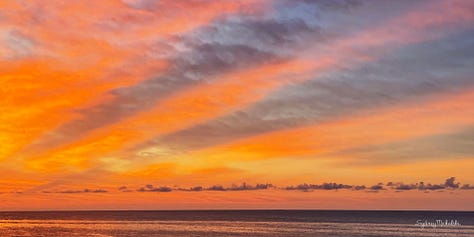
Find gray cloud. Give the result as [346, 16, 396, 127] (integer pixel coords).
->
[137, 185, 172, 192]
[461, 184, 474, 190]
[285, 177, 472, 192]
[125, 183, 276, 192]
[183, 183, 274, 192]
[185, 186, 204, 192]
[219, 183, 274, 191]
[118, 186, 134, 192]
[25, 43, 278, 152]
[331, 127, 474, 165]
[22, 4, 328, 156]
[386, 177, 464, 191]
[35, 177, 473, 194]
[353, 185, 366, 191]
[132, 30, 474, 157]
[285, 182, 355, 191]
[121, 0, 157, 10]
[2, 30, 35, 59]
[206, 185, 226, 192]
[445, 177, 460, 189]
[370, 184, 385, 191]
[118, 186, 127, 191]
[43, 188, 108, 194]
[20, 0, 420, 162]
[192, 17, 321, 57]
[298, 0, 362, 10]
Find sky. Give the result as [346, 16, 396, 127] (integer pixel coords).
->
[1, 0, 474, 211]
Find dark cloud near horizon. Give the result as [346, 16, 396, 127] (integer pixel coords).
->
[284, 177, 472, 192]
[42, 188, 108, 194]
[385, 177, 463, 191]
[285, 182, 354, 191]
[33, 177, 474, 194]
[137, 184, 172, 192]
[370, 184, 384, 191]
[445, 177, 460, 189]
[180, 183, 274, 192]
[118, 186, 133, 192]
[118, 186, 127, 191]
[461, 184, 474, 190]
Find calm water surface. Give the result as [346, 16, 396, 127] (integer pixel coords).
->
[0, 210, 472, 236]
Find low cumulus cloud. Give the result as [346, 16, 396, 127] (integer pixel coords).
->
[182, 183, 274, 192]
[43, 188, 108, 194]
[285, 182, 354, 191]
[461, 184, 474, 190]
[284, 177, 471, 193]
[212, 183, 274, 191]
[118, 186, 133, 192]
[137, 184, 172, 192]
[369, 184, 385, 191]
[38, 177, 472, 194]
[385, 177, 464, 191]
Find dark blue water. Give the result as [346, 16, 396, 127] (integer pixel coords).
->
[0, 210, 472, 236]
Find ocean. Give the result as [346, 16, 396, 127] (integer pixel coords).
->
[0, 210, 472, 236]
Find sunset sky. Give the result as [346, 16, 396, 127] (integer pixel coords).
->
[1, 0, 474, 210]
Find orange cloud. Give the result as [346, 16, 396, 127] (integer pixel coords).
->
[1, 0, 259, 162]
[2, 0, 473, 211]
[20, 0, 474, 172]
[23, 60, 315, 170]
[188, 89, 474, 162]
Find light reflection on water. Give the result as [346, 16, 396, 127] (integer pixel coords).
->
[1, 220, 473, 237]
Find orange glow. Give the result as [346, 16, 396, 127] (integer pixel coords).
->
[1, 0, 257, 162]
[1, 0, 473, 210]
[188, 90, 474, 162]
[23, 60, 316, 170]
